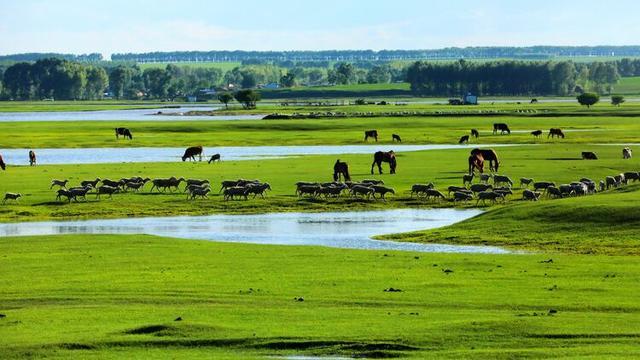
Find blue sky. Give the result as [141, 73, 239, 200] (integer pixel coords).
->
[1, 0, 638, 56]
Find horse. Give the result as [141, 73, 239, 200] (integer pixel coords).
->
[493, 123, 510, 135]
[115, 127, 133, 140]
[531, 130, 542, 138]
[182, 146, 203, 161]
[470, 148, 499, 172]
[459, 135, 469, 144]
[364, 130, 378, 142]
[548, 128, 565, 139]
[208, 153, 221, 164]
[333, 159, 351, 182]
[371, 151, 396, 175]
[0, 154, 5, 170]
[471, 129, 479, 138]
[28, 150, 36, 166]
[468, 153, 484, 174]
[392, 134, 402, 142]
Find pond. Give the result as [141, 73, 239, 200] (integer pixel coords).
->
[0, 209, 506, 254]
[0, 106, 264, 122]
[0, 144, 516, 165]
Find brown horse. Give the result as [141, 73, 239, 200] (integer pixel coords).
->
[470, 148, 499, 172]
[468, 153, 485, 174]
[333, 159, 351, 181]
[0, 154, 5, 170]
[182, 146, 204, 161]
[371, 151, 396, 174]
[29, 150, 36, 166]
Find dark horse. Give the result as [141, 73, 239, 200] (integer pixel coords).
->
[0, 154, 5, 170]
[115, 127, 133, 140]
[182, 146, 204, 161]
[371, 151, 396, 175]
[364, 130, 378, 142]
[470, 148, 499, 173]
[29, 150, 36, 166]
[208, 153, 221, 164]
[333, 159, 351, 182]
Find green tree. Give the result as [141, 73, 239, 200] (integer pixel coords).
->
[280, 72, 296, 87]
[577, 92, 600, 108]
[3, 62, 33, 99]
[611, 94, 625, 106]
[217, 92, 234, 109]
[109, 65, 133, 99]
[366, 65, 392, 84]
[328, 62, 355, 85]
[234, 89, 261, 109]
[143, 68, 171, 99]
[85, 66, 108, 100]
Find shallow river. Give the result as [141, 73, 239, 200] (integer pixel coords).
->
[0, 209, 506, 254]
[0, 144, 515, 165]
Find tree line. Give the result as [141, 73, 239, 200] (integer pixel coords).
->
[406, 60, 620, 96]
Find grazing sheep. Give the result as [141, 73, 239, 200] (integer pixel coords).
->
[350, 185, 376, 200]
[96, 185, 119, 199]
[69, 186, 92, 201]
[522, 189, 541, 201]
[3, 192, 21, 204]
[476, 191, 504, 205]
[453, 191, 473, 203]
[224, 186, 249, 201]
[533, 181, 555, 192]
[189, 187, 211, 200]
[125, 181, 146, 192]
[50, 179, 68, 189]
[605, 176, 617, 189]
[371, 185, 395, 200]
[462, 173, 474, 185]
[546, 186, 563, 199]
[81, 178, 101, 188]
[494, 187, 513, 197]
[297, 185, 321, 198]
[361, 179, 384, 185]
[316, 185, 347, 198]
[185, 183, 211, 197]
[519, 177, 534, 188]
[246, 183, 271, 199]
[479, 174, 492, 184]
[470, 184, 493, 193]
[186, 179, 210, 187]
[56, 189, 76, 203]
[151, 177, 184, 193]
[425, 189, 446, 201]
[623, 147, 632, 159]
[448, 185, 468, 195]
[101, 179, 122, 188]
[411, 183, 435, 197]
[493, 175, 513, 187]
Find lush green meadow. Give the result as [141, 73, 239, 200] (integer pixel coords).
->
[0, 100, 171, 112]
[615, 76, 640, 95]
[1, 101, 640, 358]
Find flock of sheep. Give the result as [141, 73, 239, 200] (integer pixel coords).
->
[295, 180, 395, 201]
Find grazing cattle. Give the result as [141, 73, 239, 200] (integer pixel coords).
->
[182, 146, 203, 162]
[333, 159, 351, 182]
[622, 147, 632, 159]
[350, 185, 375, 200]
[548, 128, 565, 139]
[614, 173, 625, 186]
[533, 181, 555, 192]
[605, 176, 617, 189]
[453, 191, 473, 203]
[189, 187, 211, 200]
[493, 123, 511, 135]
[522, 189, 541, 201]
[623, 172, 640, 183]
[559, 184, 575, 197]
[364, 130, 378, 142]
[115, 127, 133, 140]
[470, 184, 493, 193]
[571, 182, 588, 196]
[56, 189, 76, 202]
[459, 135, 469, 144]
[371, 185, 394, 200]
[580, 179, 597, 194]
[371, 151, 396, 175]
[224, 187, 249, 201]
[392, 134, 402, 142]
[493, 175, 513, 187]
[50, 179, 68, 189]
[581, 151, 598, 160]
[520, 177, 534, 188]
[96, 185, 119, 199]
[546, 186, 563, 199]
[476, 191, 504, 205]
[3, 193, 21, 204]
[470, 129, 479, 138]
[0, 154, 5, 170]
[28, 150, 36, 166]
[246, 183, 271, 199]
[462, 173, 474, 185]
[599, 180, 606, 192]
[208, 154, 221, 163]
[531, 130, 542, 138]
[81, 178, 101, 188]
[410, 183, 434, 197]
[530, 98, 538, 104]
[470, 148, 500, 172]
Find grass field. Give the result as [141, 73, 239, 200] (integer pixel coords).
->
[0, 100, 172, 112]
[2, 101, 640, 358]
[615, 76, 640, 95]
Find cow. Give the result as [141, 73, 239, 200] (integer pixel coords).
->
[115, 127, 133, 140]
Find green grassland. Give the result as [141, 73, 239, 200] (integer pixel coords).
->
[615, 76, 640, 95]
[1, 234, 639, 359]
[0, 100, 171, 112]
